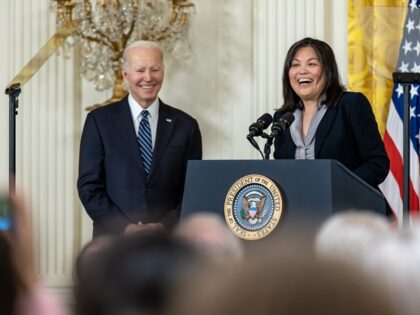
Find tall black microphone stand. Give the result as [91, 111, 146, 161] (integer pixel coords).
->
[3, 20, 80, 195]
[5, 83, 21, 194]
[392, 72, 420, 226]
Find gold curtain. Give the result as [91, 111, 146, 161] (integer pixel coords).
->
[348, 0, 407, 135]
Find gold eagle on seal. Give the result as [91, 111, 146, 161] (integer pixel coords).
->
[242, 196, 266, 222]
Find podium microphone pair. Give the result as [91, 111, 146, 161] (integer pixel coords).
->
[247, 112, 295, 159]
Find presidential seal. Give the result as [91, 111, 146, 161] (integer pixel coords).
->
[224, 174, 283, 240]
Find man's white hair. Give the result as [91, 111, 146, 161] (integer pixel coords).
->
[121, 40, 164, 69]
[315, 210, 391, 263]
[360, 226, 420, 315]
[175, 212, 244, 264]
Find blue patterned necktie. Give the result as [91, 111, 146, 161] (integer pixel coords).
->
[138, 110, 153, 175]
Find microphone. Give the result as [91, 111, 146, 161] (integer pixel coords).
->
[270, 112, 295, 138]
[247, 113, 273, 138]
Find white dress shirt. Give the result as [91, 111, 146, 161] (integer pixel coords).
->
[128, 94, 160, 149]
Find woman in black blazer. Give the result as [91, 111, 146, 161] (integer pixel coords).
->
[274, 38, 389, 189]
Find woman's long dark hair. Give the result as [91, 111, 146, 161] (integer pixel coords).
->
[279, 37, 345, 112]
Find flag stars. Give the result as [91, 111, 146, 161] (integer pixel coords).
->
[414, 41, 420, 56]
[403, 40, 413, 55]
[411, 85, 419, 98]
[410, 0, 418, 12]
[399, 61, 410, 72]
[410, 105, 417, 118]
[396, 84, 404, 97]
[411, 62, 420, 72]
[417, 22, 420, 34]
[407, 19, 416, 33]
[415, 129, 420, 144]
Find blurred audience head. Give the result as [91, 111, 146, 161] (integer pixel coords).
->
[360, 225, 420, 315]
[75, 235, 116, 282]
[175, 212, 244, 264]
[0, 190, 31, 315]
[315, 210, 391, 264]
[0, 188, 68, 315]
[169, 235, 396, 315]
[0, 233, 25, 315]
[76, 231, 200, 315]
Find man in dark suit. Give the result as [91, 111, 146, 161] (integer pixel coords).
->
[77, 40, 202, 237]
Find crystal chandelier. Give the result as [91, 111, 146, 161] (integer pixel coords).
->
[51, 0, 195, 108]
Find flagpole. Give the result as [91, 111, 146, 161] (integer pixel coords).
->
[392, 72, 420, 226]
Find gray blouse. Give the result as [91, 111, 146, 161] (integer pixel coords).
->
[290, 104, 328, 159]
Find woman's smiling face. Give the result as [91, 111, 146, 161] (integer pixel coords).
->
[288, 46, 326, 104]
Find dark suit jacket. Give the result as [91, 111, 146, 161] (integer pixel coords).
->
[77, 96, 202, 237]
[273, 92, 389, 188]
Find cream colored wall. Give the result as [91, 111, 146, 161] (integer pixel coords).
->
[0, 1, 81, 301]
[0, 0, 347, 302]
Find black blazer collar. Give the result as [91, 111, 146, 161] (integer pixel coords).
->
[315, 105, 338, 157]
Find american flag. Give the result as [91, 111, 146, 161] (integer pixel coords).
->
[379, 0, 420, 221]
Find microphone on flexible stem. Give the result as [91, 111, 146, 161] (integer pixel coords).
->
[264, 112, 295, 160]
[269, 112, 295, 138]
[246, 113, 273, 159]
[247, 113, 273, 138]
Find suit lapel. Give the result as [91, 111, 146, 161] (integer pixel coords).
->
[148, 100, 175, 178]
[315, 105, 338, 157]
[112, 97, 147, 177]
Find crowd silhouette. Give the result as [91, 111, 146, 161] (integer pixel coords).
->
[4, 186, 420, 315]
